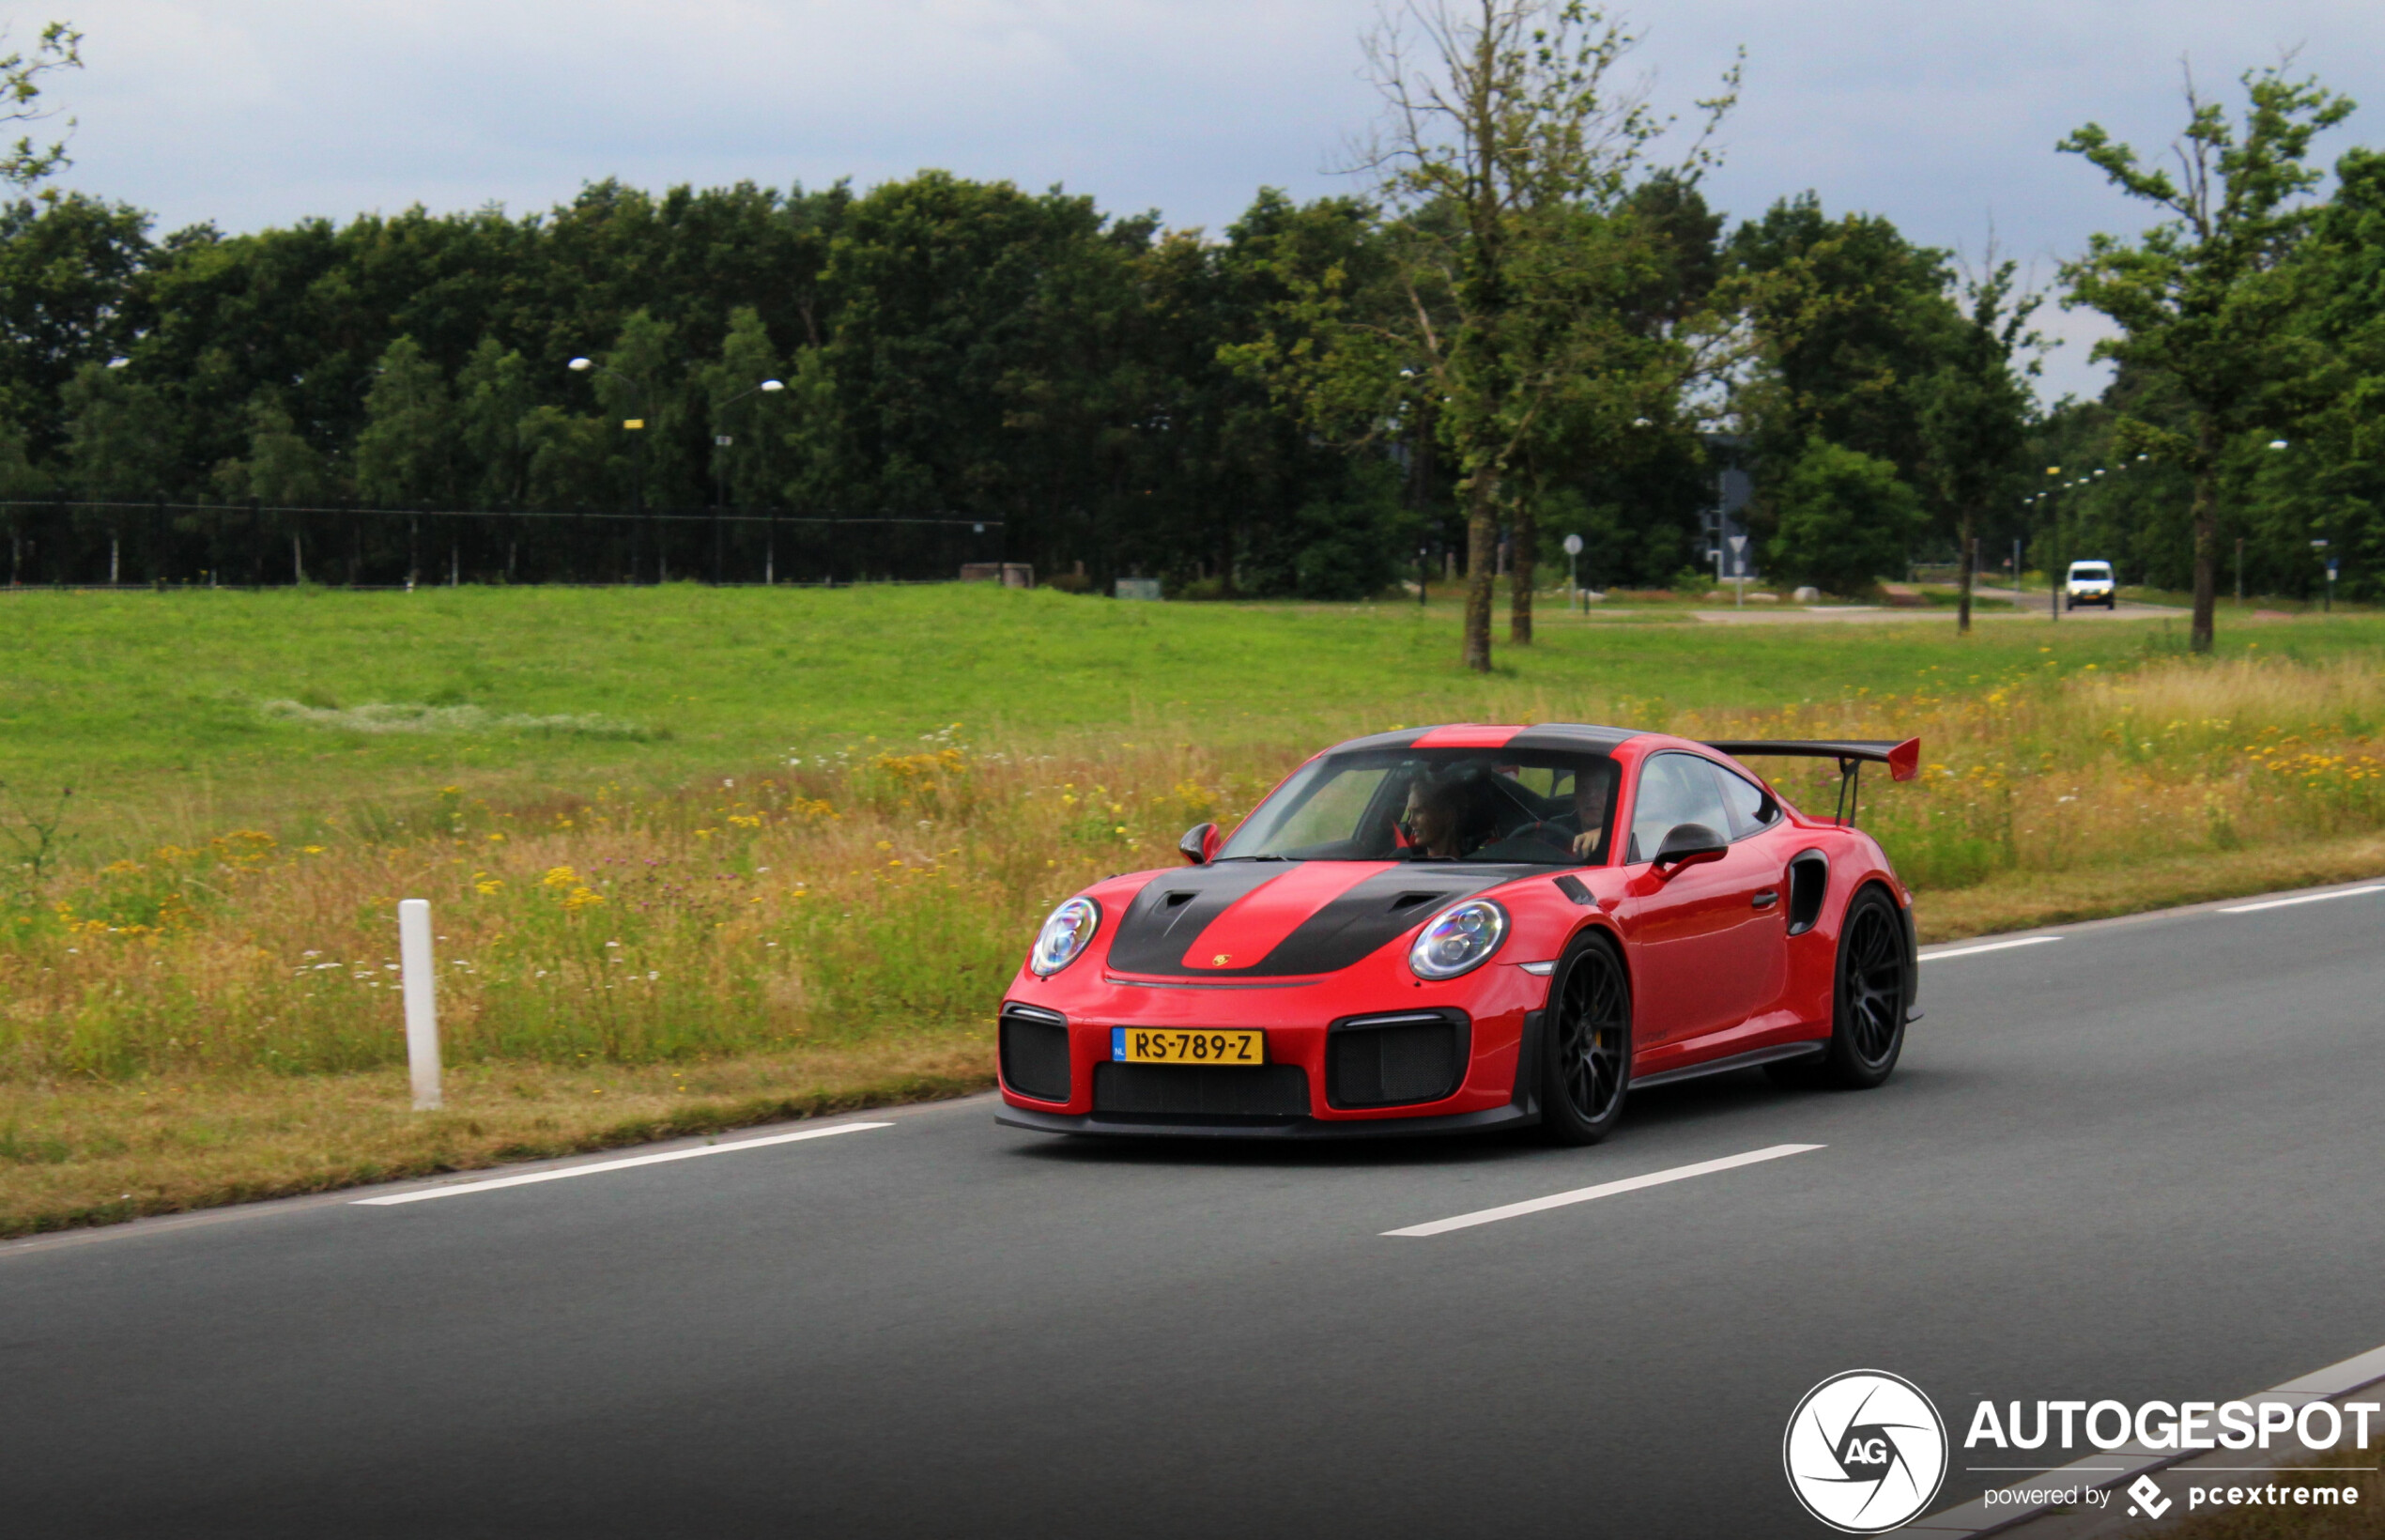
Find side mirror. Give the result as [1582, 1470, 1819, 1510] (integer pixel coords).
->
[1178, 823, 1221, 865]
[1652, 822, 1727, 874]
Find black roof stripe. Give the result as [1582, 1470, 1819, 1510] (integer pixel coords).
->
[1327, 724, 1642, 755]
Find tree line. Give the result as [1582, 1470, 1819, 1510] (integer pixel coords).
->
[0, 5, 2377, 659]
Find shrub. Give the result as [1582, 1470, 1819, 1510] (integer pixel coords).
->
[1768, 437, 1926, 596]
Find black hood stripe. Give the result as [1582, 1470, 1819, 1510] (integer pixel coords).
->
[1104, 861, 1527, 979]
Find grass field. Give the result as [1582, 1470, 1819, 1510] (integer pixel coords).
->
[5, 584, 2384, 1234]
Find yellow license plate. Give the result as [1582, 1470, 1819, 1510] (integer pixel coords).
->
[1111, 1027, 1266, 1066]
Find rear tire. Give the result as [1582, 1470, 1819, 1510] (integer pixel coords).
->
[1538, 932, 1632, 1145]
[1817, 886, 1910, 1089]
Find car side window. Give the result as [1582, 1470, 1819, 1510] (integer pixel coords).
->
[1627, 752, 1734, 864]
[1713, 763, 1777, 839]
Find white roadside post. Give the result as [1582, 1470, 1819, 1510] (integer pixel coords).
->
[397, 899, 442, 1110]
[1562, 532, 1583, 613]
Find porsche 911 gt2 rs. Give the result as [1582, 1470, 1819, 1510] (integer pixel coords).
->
[995, 723, 1919, 1144]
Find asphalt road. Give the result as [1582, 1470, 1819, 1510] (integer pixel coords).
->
[6, 882, 2383, 1539]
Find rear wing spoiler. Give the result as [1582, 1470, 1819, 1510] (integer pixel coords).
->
[1700, 738, 1920, 827]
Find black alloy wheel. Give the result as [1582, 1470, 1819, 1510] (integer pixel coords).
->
[1539, 932, 1631, 1144]
[1820, 886, 1909, 1088]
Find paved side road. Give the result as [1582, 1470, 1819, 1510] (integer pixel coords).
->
[1685, 587, 2189, 624]
[4, 884, 2382, 1539]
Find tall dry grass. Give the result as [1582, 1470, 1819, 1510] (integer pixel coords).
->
[4, 654, 2380, 1086]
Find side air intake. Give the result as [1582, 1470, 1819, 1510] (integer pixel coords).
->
[1786, 850, 1830, 936]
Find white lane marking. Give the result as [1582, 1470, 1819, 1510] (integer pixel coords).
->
[351, 1121, 891, 1206]
[1384, 1143, 1824, 1238]
[2220, 885, 2385, 915]
[1920, 936, 2062, 962]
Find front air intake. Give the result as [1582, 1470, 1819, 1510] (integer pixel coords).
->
[999, 1004, 1072, 1103]
[1326, 1010, 1469, 1108]
[1091, 1063, 1312, 1118]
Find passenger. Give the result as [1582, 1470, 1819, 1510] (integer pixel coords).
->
[1568, 761, 1618, 858]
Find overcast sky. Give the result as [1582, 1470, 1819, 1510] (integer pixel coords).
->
[26, 1, 2385, 401]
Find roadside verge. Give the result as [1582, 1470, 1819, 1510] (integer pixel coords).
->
[7, 838, 2383, 1241]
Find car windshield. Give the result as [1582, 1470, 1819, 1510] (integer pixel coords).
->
[2070, 563, 2111, 578]
[1216, 747, 1621, 866]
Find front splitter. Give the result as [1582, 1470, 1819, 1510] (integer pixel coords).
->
[992, 1102, 1535, 1140]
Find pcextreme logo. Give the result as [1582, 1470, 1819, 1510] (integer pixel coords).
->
[1783, 1370, 1949, 1533]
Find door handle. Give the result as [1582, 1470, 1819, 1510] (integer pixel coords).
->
[1751, 890, 1780, 909]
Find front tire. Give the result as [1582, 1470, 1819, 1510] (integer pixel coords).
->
[1817, 886, 1910, 1088]
[1539, 932, 1631, 1144]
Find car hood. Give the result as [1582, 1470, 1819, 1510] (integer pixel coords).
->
[1101, 859, 1535, 980]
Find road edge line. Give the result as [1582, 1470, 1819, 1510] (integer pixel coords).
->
[350, 1120, 893, 1206]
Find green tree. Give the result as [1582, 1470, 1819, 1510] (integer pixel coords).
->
[454, 336, 534, 506]
[0, 192, 149, 458]
[1767, 437, 1924, 596]
[0, 21, 81, 190]
[354, 334, 453, 504]
[60, 360, 174, 495]
[1916, 256, 2043, 631]
[516, 405, 609, 511]
[241, 393, 328, 505]
[1728, 196, 1959, 481]
[2058, 64, 2355, 651]
[1208, 190, 1412, 596]
[587, 308, 676, 508]
[1283, 0, 1739, 669]
[702, 306, 785, 508]
[814, 170, 1148, 568]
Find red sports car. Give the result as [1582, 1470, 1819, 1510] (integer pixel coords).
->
[994, 724, 1920, 1143]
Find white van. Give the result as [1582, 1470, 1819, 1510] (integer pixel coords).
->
[2064, 561, 2116, 610]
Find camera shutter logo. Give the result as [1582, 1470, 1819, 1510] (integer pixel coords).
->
[1782, 1370, 1948, 1532]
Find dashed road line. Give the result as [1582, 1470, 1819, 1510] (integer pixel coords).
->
[352, 1121, 892, 1207]
[1921, 936, 2063, 962]
[1383, 1143, 1825, 1238]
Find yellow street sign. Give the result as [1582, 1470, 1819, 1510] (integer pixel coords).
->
[623, 418, 645, 430]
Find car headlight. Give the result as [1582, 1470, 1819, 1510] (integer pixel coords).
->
[1408, 899, 1508, 980]
[1029, 897, 1100, 977]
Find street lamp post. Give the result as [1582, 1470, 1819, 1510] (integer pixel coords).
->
[711, 377, 785, 585]
[2043, 467, 2063, 622]
[569, 357, 648, 583]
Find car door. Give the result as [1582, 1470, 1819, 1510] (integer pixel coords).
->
[1620, 752, 1782, 1049]
[1707, 758, 1792, 1022]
